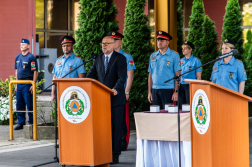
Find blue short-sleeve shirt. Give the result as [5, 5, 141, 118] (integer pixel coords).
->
[148, 47, 181, 89]
[118, 49, 136, 88]
[52, 53, 85, 78]
[180, 55, 202, 84]
[210, 56, 247, 92]
[14, 52, 38, 79]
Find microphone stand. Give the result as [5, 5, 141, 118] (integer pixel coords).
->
[32, 54, 96, 167]
[164, 54, 232, 167]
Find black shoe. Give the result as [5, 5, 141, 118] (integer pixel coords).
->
[14, 124, 24, 130]
[110, 158, 119, 164]
[121, 147, 128, 151]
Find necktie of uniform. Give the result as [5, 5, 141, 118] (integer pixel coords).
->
[105, 56, 109, 72]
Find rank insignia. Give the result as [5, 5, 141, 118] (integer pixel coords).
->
[70, 67, 72, 71]
[189, 66, 192, 70]
[31, 62, 35, 67]
[214, 67, 218, 71]
[129, 60, 134, 66]
[23, 65, 25, 69]
[167, 61, 170, 66]
[57, 62, 61, 65]
[31, 67, 36, 70]
[230, 72, 233, 79]
[152, 56, 157, 60]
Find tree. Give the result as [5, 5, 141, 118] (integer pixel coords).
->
[187, 0, 205, 59]
[122, 0, 154, 116]
[200, 15, 219, 81]
[74, 0, 119, 71]
[244, 29, 252, 59]
[177, 0, 184, 57]
[221, 0, 244, 60]
[244, 44, 252, 97]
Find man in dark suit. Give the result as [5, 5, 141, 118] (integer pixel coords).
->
[86, 36, 127, 164]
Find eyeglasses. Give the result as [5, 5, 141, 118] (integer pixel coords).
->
[62, 45, 72, 48]
[100, 42, 114, 46]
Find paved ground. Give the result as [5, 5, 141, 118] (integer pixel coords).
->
[0, 131, 136, 167]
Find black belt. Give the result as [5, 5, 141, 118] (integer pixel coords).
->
[18, 77, 33, 80]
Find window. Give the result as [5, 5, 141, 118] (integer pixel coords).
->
[36, 0, 80, 56]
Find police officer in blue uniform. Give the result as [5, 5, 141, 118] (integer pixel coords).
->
[108, 31, 136, 151]
[179, 41, 202, 109]
[51, 36, 85, 102]
[148, 31, 181, 109]
[211, 39, 247, 93]
[14, 38, 38, 130]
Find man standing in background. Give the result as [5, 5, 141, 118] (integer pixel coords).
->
[108, 31, 136, 151]
[14, 38, 38, 130]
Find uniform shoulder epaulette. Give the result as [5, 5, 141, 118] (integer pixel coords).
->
[172, 50, 178, 54]
[125, 52, 130, 55]
[236, 59, 242, 63]
[56, 56, 61, 60]
[76, 56, 81, 59]
[196, 57, 200, 60]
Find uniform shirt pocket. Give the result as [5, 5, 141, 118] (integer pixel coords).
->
[226, 68, 237, 80]
[151, 59, 157, 68]
[163, 60, 173, 69]
[211, 69, 219, 82]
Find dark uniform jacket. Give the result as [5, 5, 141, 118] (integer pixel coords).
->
[86, 51, 127, 107]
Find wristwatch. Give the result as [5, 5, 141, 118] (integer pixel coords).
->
[174, 90, 178, 93]
[125, 91, 129, 95]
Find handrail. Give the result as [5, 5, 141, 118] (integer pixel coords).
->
[9, 80, 37, 140]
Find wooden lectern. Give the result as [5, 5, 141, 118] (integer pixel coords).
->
[185, 79, 252, 167]
[53, 78, 113, 167]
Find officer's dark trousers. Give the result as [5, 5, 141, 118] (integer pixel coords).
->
[16, 84, 33, 125]
[111, 105, 125, 159]
[152, 89, 173, 110]
[179, 84, 190, 109]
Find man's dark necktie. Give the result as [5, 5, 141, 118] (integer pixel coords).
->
[105, 56, 109, 72]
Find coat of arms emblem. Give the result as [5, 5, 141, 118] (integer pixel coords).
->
[195, 96, 207, 125]
[65, 91, 84, 116]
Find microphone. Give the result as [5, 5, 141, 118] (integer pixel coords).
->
[218, 49, 238, 59]
[92, 53, 98, 59]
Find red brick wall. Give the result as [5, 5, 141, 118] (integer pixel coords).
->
[0, 0, 36, 80]
[114, 0, 149, 34]
[203, 0, 227, 44]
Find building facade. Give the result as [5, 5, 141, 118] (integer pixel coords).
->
[0, 0, 251, 80]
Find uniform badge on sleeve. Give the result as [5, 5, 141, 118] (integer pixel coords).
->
[230, 72, 233, 79]
[189, 66, 192, 70]
[70, 67, 73, 71]
[244, 70, 247, 77]
[214, 67, 218, 71]
[152, 56, 157, 60]
[179, 61, 184, 67]
[57, 62, 61, 65]
[129, 60, 134, 66]
[31, 62, 35, 67]
[23, 65, 25, 69]
[167, 61, 170, 66]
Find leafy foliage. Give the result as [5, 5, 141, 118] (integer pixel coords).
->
[187, 0, 205, 59]
[177, 0, 184, 57]
[221, 0, 244, 60]
[244, 29, 252, 60]
[244, 44, 252, 97]
[200, 15, 220, 81]
[74, 0, 119, 72]
[122, 0, 154, 117]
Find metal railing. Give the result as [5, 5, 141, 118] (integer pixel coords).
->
[9, 80, 37, 140]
